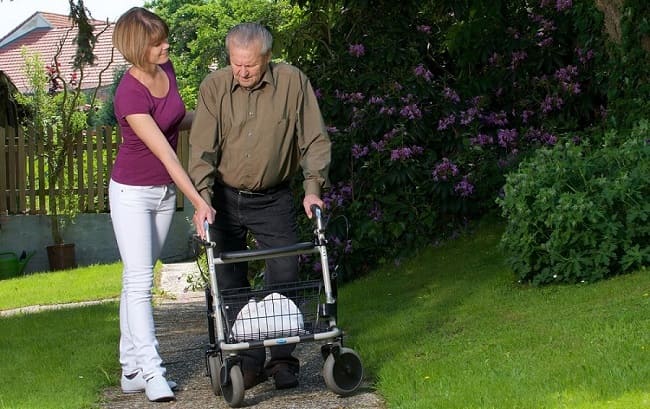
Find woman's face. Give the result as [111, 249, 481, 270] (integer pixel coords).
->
[146, 38, 170, 65]
[229, 41, 270, 90]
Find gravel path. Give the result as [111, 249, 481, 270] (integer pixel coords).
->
[99, 261, 386, 409]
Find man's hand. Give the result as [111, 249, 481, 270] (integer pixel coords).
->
[303, 194, 323, 219]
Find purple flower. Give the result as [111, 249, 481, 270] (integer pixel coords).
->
[556, 0, 572, 12]
[351, 144, 369, 159]
[390, 145, 424, 161]
[416, 25, 432, 34]
[554, 65, 578, 82]
[510, 50, 527, 69]
[371, 139, 387, 152]
[563, 82, 581, 95]
[383, 128, 399, 140]
[400, 104, 422, 120]
[348, 43, 365, 57]
[576, 48, 595, 65]
[414, 64, 433, 82]
[543, 133, 557, 145]
[460, 107, 479, 125]
[432, 158, 459, 182]
[369, 203, 383, 222]
[482, 111, 508, 126]
[488, 53, 501, 66]
[322, 182, 353, 209]
[540, 95, 564, 114]
[335, 90, 364, 103]
[470, 133, 494, 146]
[437, 114, 456, 130]
[526, 128, 557, 146]
[521, 110, 534, 124]
[454, 176, 475, 198]
[330, 237, 352, 254]
[443, 87, 461, 103]
[379, 106, 396, 116]
[497, 128, 518, 149]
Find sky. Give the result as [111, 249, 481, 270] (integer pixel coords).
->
[0, 0, 146, 39]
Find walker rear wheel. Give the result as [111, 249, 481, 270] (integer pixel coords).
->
[207, 354, 222, 396]
[221, 364, 245, 408]
[322, 347, 363, 395]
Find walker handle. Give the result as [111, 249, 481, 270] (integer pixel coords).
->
[310, 204, 322, 219]
[310, 204, 325, 236]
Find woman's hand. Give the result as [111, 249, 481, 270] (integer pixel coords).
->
[192, 200, 216, 239]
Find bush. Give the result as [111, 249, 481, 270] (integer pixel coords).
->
[497, 121, 650, 285]
[290, 0, 612, 281]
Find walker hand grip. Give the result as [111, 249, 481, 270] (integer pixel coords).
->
[203, 220, 212, 243]
[310, 204, 325, 235]
[310, 204, 322, 219]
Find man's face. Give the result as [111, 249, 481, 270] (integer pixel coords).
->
[229, 42, 270, 90]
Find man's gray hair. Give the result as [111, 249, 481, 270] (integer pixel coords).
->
[226, 23, 273, 56]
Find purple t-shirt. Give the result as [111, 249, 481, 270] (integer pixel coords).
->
[112, 60, 185, 185]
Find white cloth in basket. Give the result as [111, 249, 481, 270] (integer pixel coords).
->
[231, 292, 304, 341]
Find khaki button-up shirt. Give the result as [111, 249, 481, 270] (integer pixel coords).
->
[188, 62, 331, 203]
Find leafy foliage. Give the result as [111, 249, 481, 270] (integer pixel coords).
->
[602, 0, 650, 129]
[288, 0, 620, 281]
[148, 0, 304, 108]
[497, 122, 650, 285]
[140, 0, 649, 284]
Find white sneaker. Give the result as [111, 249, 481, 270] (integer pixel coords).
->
[121, 371, 177, 394]
[145, 374, 175, 402]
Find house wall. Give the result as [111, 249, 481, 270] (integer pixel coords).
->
[0, 198, 196, 274]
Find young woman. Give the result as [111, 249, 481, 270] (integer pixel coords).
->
[110, 7, 215, 402]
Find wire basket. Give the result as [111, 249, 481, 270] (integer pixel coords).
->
[219, 280, 329, 342]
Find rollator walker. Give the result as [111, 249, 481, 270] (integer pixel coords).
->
[197, 205, 364, 407]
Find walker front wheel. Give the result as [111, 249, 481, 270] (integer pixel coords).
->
[322, 347, 364, 395]
[221, 364, 245, 408]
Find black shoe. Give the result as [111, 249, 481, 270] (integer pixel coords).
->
[239, 354, 267, 389]
[273, 368, 299, 390]
[242, 369, 267, 390]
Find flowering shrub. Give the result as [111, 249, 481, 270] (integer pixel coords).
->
[291, 0, 642, 282]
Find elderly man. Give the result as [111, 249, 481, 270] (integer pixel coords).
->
[188, 22, 331, 390]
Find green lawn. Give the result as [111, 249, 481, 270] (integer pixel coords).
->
[1, 221, 648, 408]
[339, 219, 650, 408]
[0, 263, 122, 310]
[0, 304, 119, 409]
[0, 263, 123, 409]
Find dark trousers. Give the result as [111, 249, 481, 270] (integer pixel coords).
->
[210, 183, 300, 374]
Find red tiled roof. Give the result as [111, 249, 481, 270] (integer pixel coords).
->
[0, 12, 129, 93]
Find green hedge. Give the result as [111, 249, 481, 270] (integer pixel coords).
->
[497, 121, 650, 285]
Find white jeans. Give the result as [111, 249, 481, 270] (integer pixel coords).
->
[109, 179, 176, 380]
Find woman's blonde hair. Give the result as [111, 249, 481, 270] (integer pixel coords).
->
[112, 7, 169, 68]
